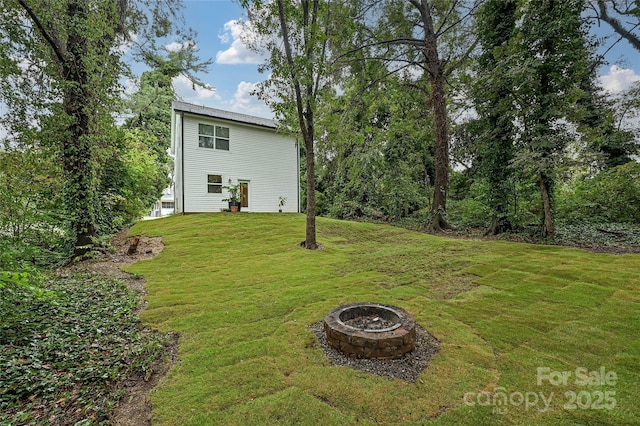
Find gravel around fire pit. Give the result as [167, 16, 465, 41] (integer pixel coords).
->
[310, 321, 440, 382]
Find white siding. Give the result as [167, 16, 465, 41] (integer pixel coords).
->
[180, 113, 299, 213]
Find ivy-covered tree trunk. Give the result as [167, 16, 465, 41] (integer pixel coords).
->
[428, 63, 451, 231]
[512, 0, 590, 238]
[63, 99, 97, 252]
[414, 0, 452, 231]
[6, 0, 200, 260]
[17, 0, 112, 256]
[62, 1, 97, 253]
[474, 0, 517, 235]
[537, 171, 554, 238]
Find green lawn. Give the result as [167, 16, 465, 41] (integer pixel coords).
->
[126, 214, 640, 425]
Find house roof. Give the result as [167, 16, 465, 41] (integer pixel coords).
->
[172, 101, 277, 130]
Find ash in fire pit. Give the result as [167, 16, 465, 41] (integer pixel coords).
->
[324, 302, 415, 360]
[343, 315, 396, 330]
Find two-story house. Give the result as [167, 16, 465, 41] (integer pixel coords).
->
[171, 101, 300, 213]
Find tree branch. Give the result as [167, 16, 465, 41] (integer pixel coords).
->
[595, 0, 640, 51]
[437, 0, 483, 38]
[17, 0, 67, 65]
[435, 0, 460, 36]
[338, 37, 425, 61]
[277, 0, 308, 142]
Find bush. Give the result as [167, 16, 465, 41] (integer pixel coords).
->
[557, 162, 640, 223]
[0, 148, 71, 268]
[448, 199, 491, 227]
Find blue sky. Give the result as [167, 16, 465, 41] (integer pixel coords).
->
[173, 0, 271, 117]
[174, 0, 640, 119]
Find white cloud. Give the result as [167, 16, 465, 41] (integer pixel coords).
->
[599, 65, 640, 93]
[112, 32, 138, 55]
[165, 40, 196, 53]
[227, 81, 273, 118]
[172, 75, 219, 102]
[122, 76, 139, 97]
[216, 20, 266, 65]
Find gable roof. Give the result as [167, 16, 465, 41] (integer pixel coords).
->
[172, 101, 277, 130]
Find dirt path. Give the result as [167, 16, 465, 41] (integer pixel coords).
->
[65, 228, 178, 425]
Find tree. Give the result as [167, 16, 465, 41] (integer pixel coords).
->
[317, 61, 434, 220]
[97, 129, 170, 232]
[243, 0, 348, 249]
[574, 68, 638, 170]
[124, 48, 211, 191]
[510, 0, 592, 237]
[126, 43, 211, 150]
[10, 0, 129, 256]
[472, 0, 518, 234]
[350, 0, 482, 231]
[1, 0, 202, 258]
[0, 147, 64, 267]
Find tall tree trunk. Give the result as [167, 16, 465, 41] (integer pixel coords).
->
[428, 66, 451, 231]
[64, 100, 97, 254]
[536, 0, 555, 240]
[277, 0, 319, 249]
[476, 0, 517, 236]
[18, 0, 102, 257]
[304, 123, 318, 249]
[64, 0, 97, 256]
[420, 0, 451, 231]
[537, 171, 554, 238]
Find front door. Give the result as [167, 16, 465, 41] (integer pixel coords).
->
[239, 181, 249, 209]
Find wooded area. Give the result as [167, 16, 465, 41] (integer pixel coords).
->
[1, 1, 640, 423]
[1, 0, 639, 263]
[244, 0, 639, 247]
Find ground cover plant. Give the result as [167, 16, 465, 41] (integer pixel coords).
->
[127, 213, 640, 425]
[0, 273, 169, 425]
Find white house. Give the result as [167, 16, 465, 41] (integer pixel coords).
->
[171, 101, 300, 213]
[148, 184, 175, 218]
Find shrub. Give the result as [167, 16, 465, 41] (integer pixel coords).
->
[557, 162, 640, 223]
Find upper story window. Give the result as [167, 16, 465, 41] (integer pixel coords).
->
[199, 123, 230, 151]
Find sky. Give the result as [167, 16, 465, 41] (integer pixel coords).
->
[171, 0, 640, 120]
[171, 0, 270, 117]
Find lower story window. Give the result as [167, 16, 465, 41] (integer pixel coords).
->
[207, 174, 222, 193]
[161, 201, 175, 209]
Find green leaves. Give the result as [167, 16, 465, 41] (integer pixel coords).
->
[0, 274, 169, 424]
[0, 1, 204, 261]
[557, 162, 640, 224]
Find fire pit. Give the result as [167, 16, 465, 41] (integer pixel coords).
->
[323, 302, 416, 360]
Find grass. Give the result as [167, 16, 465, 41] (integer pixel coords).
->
[126, 213, 640, 425]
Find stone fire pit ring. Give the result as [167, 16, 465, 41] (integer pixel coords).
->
[324, 302, 416, 360]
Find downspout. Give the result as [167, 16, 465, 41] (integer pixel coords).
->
[181, 112, 186, 214]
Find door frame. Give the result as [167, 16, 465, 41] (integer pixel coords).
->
[239, 180, 250, 210]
